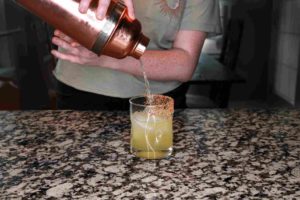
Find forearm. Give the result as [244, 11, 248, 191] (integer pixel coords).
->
[103, 48, 196, 82]
[52, 30, 207, 81]
[103, 30, 207, 82]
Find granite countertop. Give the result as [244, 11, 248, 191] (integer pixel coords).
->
[0, 109, 300, 199]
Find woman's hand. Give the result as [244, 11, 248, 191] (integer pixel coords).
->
[79, 0, 135, 20]
[51, 30, 103, 66]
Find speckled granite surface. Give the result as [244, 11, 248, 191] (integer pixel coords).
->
[0, 109, 300, 199]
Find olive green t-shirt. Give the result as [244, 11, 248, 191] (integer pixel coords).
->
[54, 0, 221, 98]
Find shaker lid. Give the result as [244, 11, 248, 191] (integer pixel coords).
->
[130, 34, 150, 59]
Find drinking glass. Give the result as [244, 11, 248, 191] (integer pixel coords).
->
[129, 95, 174, 159]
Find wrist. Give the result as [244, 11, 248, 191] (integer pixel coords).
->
[99, 56, 118, 70]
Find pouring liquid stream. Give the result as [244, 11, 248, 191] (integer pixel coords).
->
[138, 59, 157, 159]
[139, 59, 153, 104]
[131, 59, 173, 159]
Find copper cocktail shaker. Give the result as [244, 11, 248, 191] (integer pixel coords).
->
[15, 0, 149, 59]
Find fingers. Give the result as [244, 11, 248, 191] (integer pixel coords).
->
[51, 36, 98, 65]
[54, 30, 80, 47]
[79, 0, 93, 13]
[54, 30, 73, 43]
[124, 0, 135, 19]
[96, 0, 135, 20]
[52, 37, 79, 55]
[96, 0, 111, 20]
[79, 0, 135, 20]
[51, 50, 81, 64]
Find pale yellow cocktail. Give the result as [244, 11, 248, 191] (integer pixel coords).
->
[129, 95, 174, 159]
[130, 111, 173, 159]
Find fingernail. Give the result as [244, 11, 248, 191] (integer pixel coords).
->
[79, 7, 86, 13]
[79, 8, 86, 13]
[71, 42, 79, 47]
[79, 4, 88, 13]
[129, 13, 135, 20]
[97, 9, 105, 20]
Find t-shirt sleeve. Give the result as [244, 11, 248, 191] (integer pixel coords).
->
[180, 0, 221, 34]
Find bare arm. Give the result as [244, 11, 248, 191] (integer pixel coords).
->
[105, 30, 207, 82]
[52, 30, 207, 82]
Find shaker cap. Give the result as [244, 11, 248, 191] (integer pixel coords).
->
[130, 34, 150, 59]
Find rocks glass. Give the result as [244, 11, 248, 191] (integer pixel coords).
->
[129, 95, 174, 159]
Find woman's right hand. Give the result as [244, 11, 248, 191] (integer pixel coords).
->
[78, 0, 135, 20]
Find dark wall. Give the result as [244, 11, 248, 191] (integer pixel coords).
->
[1, 1, 55, 109]
[230, 0, 273, 100]
[297, 50, 300, 107]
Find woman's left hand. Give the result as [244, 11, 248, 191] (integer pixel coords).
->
[51, 30, 102, 66]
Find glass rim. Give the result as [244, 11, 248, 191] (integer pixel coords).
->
[129, 94, 174, 108]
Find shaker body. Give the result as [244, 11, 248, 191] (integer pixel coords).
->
[15, 0, 149, 59]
